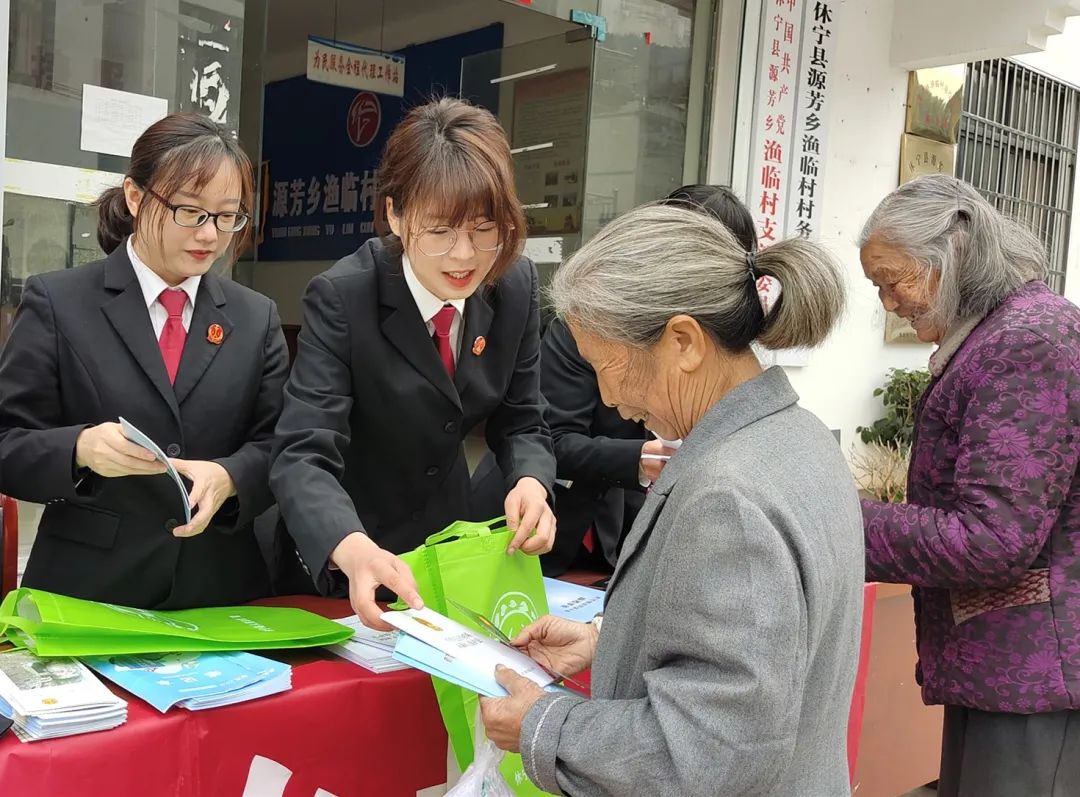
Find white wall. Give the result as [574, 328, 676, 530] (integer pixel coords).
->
[1014, 15, 1080, 88]
[891, 0, 1080, 70]
[728, 0, 1080, 450]
[770, 0, 935, 447]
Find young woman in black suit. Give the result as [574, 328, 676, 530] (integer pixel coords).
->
[271, 98, 557, 627]
[0, 113, 289, 608]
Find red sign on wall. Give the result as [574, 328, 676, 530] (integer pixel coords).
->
[347, 92, 382, 149]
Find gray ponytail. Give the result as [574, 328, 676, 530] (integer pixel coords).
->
[550, 202, 846, 352]
[754, 236, 847, 350]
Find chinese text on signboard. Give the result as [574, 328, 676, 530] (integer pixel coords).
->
[306, 36, 406, 98]
[748, 0, 838, 244]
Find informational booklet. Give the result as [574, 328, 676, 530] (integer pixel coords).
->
[0, 650, 127, 742]
[85, 651, 292, 713]
[381, 607, 554, 696]
[326, 616, 408, 674]
[543, 578, 606, 623]
[119, 416, 191, 523]
[393, 632, 575, 698]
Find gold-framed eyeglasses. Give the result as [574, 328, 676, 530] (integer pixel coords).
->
[413, 221, 506, 257]
[145, 188, 250, 233]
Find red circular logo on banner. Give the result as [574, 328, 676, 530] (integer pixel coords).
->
[347, 92, 381, 148]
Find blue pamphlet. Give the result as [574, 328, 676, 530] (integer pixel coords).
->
[85, 651, 291, 713]
[543, 577, 605, 623]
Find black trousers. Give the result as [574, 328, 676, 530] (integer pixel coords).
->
[938, 705, 1080, 797]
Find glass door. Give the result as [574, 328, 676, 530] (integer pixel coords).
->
[461, 31, 596, 288]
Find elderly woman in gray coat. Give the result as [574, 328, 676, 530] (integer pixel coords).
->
[480, 203, 866, 796]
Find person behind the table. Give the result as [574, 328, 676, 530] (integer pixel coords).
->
[0, 113, 288, 609]
[270, 98, 557, 628]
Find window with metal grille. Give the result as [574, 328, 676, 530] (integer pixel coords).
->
[957, 59, 1079, 295]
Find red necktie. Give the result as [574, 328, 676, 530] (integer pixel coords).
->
[583, 526, 597, 555]
[157, 289, 188, 385]
[432, 305, 457, 380]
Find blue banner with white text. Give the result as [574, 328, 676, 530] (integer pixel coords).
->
[257, 24, 504, 262]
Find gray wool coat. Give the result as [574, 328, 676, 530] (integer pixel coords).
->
[519, 367, 865, 796]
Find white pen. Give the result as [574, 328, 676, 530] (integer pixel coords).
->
[640, 454, 672, 461]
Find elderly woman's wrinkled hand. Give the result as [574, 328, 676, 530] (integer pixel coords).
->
[513, 615, 598, 676]
[480, 665, 546, 753]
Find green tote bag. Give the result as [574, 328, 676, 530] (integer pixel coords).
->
[0, 588, 353, 656]
[395, 517, 555, 796]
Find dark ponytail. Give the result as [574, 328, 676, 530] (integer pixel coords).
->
[663, 184, 758, 253]
[93, 112, 255, 261]
[96, 187, 135, 254]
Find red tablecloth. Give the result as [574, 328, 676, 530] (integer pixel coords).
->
[0, 587, 877, 795]
[0, 596, 448, 797]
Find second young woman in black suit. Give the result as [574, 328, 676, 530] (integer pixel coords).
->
[271, 98, 557, 627]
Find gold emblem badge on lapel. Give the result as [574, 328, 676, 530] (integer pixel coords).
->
[207, 323, 224, 345]
[472, 336, 486, 356]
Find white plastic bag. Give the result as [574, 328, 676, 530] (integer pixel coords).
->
[445, 738, 514, 797]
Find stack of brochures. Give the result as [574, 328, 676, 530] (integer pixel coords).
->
[326, 616, 408, 674]
[85, 651, 291, 713]
[0, 650, 127, 741]
[381, 607, 561, 698]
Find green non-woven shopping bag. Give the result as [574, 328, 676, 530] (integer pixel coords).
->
[396, 517, 555, 796]
[0, 588, 353, 656]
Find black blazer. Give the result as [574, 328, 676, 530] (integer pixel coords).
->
[0, 246, 289, 609]
[539, 318, 648, 575]
[270, 238, 556, 593]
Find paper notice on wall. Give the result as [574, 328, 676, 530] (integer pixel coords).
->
[80, 85, 169, 158]
[522, 236, 563, 264]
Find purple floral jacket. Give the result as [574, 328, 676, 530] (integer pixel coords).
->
[863, 280, 1080, 714]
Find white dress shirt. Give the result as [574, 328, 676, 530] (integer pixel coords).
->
[402, 255, 465, 363]
[127, 236, 201, 338]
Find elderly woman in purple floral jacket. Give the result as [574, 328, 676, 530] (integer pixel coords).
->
[859, 173, 1080, 797]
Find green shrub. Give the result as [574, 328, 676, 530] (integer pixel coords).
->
[856, 368, 931, 447]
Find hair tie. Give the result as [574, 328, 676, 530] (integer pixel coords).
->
[745, 250, 757, 280]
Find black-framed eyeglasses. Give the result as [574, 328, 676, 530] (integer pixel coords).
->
[411, 221, 507, 257]
[145, 188, 250, 233]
